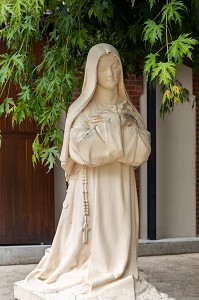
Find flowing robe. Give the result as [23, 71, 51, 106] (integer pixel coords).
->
[26, 99, 151, 299]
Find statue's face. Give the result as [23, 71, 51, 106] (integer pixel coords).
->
[97, 54, 121, 90]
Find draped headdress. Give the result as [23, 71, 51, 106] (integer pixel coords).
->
[60, 43, 143, 179]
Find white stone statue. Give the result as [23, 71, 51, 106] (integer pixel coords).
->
[14, 43, 176, 300]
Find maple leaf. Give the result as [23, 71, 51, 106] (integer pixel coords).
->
[13, 102, 29, 124]
[144, 52, 159, 80]
[148, 0, 157, 10]
[161, 0, 187, 27]
[32, 134, 43, 165]
[0, 102, 4, 116]
[143, 20, 164, 46]
[151, 61, 176, 86]
[4, 97, 15, 115]
[41, 146, 60, 171]
[168, 34, 198, 63]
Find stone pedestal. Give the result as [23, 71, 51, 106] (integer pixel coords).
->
[14, 281, 90, 300]
[14, 281, 47, 300]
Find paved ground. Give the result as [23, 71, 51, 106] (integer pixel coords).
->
[0, 253, 198, 300]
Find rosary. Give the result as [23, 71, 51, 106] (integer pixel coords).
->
[81, 165, 91, 244]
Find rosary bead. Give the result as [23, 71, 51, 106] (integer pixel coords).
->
[82, 166, 90, 239]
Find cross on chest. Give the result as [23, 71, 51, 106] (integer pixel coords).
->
[81, 221, 91, 244]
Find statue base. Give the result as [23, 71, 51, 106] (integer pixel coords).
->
[14, 281, 48, 300]
[14, 276, 176, 300]
[14, 280, 101, 300]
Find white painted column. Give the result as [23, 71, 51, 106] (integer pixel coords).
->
[156, 65, 196, 238]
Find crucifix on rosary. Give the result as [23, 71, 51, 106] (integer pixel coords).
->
[82, 166, 91, 244]
[82, 216, 91, 244]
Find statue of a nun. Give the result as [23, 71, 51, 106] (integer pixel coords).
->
[24, 44, 176, 300]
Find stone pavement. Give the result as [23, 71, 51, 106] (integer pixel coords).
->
[0, 253, 198, 300]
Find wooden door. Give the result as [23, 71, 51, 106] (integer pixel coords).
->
[0, 42, 55, 245]
[0, 133, 55, 244]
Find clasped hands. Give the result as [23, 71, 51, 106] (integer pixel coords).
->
[88, 110, 138, 127]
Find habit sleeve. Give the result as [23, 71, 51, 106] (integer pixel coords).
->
[69, 112, 123, 166]
[69, 110, 150, 168]
[118, 123, 151, 167]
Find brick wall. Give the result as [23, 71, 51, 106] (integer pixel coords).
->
[125, 74, 143, 197]
[124, 74, 143, 110]
[193, 72, 199, 236]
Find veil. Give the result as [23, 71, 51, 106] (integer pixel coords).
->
[60, 43, 143, 179]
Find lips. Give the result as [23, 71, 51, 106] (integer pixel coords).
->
[107, 78, 116, 82]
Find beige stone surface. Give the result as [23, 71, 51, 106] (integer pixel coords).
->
[29, 44, 151, 300]
[0, 254, 198, 300]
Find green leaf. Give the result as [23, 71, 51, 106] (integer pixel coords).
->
[64, 73, 74, 90]
[148, 0, 158, 10]
[13, 102, 26, 124]
[0, 53, 12, 84]
[161, 0, 187, 27]
[4, 97, 15, 115]
[0, 63, 11, 84]
[151, 61, 176, 86]
[0, 1, 12, 27]
[55, 9, 74, 36]
[32, 134, 43, 165]
[38, 102, 63, 131]
[48, 128, 63, 148]
[11, 53, 24, 70]
[35, 76, 49, 95]
[11, 86, 32, 125]
[29, 96, 45, 120]
[0, 53, 24, 85]
[21, 15, 35, 36]
[192, 0, 199, 11]
[41, 146, 60, 171]
[143, 20, 164, 46]
[0, 102, 4, 116]
[0, 53, 10, 66]
[168, 33, 198, 63]
[127, 24, 138, 43]
[18, 85, 31, 102]
[88, 0, 113, 24]
[70, 29, 88, 50]
[88, 7, 94, 18]
[144, 52, 159, 78]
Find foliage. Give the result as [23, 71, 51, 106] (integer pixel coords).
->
[143, 0, 198, 116]
[0, 0, 199, 168]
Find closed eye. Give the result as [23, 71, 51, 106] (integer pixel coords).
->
[112, 63, 119, 68]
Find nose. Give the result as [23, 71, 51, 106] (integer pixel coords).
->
[107, 67, 114, 78]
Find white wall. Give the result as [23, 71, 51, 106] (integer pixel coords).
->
[156, 65, 196, 238]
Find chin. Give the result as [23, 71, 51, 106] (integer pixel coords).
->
[104, 82, 118, 89]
